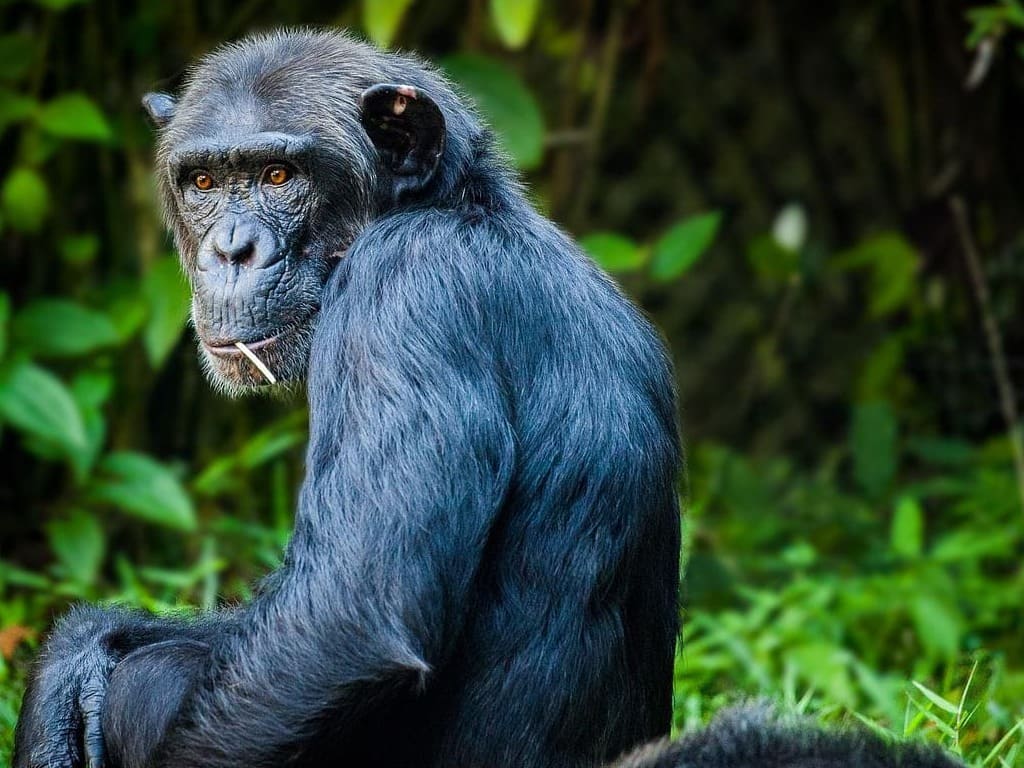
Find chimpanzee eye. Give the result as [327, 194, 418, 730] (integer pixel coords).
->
[263, 165, 292, 186]
[191, 171, 215, 191]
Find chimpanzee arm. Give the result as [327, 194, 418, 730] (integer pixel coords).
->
[13, 605, 222, 768]
[107, 214, 517, 768]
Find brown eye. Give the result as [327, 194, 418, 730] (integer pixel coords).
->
[192, 171, 214, 191]
[264, 165, 292, 186]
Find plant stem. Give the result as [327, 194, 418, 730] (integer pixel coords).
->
[950, 196, 1024, 520]
[549, 0, 594, 221]
[568, 1, 624, 230]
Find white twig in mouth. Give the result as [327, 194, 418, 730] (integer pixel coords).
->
[234, 341, 278, 384]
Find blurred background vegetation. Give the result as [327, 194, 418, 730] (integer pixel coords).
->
[1, 0, 1023, 765]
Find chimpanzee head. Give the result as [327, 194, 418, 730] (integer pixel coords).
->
[144, 30, 477, 394]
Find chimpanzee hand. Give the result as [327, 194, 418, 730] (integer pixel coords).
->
[13, 611, 116, 768]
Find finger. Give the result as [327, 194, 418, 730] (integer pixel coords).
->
[82, 712, 105, 768]
[79, 682, 106, 768]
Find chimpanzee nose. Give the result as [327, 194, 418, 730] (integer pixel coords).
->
[213, 221, 256, 264]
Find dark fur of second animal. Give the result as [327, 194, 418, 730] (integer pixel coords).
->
[615, 704, 967, 768]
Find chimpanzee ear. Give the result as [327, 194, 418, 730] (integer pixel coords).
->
[142, 92, 176, 128]
[359, 84, 446, 199]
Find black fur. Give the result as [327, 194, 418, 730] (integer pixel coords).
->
[611, 704, 967, 768]
[15, 29, 680, 768]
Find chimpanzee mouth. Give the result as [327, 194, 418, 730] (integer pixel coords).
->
[196, 313, 320, 393]
[202, 332, 292, 386]
[202, 333, 283, 357]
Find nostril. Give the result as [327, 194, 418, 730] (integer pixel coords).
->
[214, 238, 256, 264]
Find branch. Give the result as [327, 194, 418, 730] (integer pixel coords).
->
[950, 196, 1024, 520]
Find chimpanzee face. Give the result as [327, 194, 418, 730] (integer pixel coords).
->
[144, 64, 444, 395]
[165, 130, 337, 392]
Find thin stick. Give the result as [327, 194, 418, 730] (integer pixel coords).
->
[950, 196, 1024, 520]
[234, 342, 278, 384]
[568, 0, 624, 229]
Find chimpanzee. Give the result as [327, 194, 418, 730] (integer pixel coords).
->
[15, 29, 680, 768]
[13, 29, 966, 768]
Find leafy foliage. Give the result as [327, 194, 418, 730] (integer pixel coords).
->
[489, 0, 540, 49]
[0, 360, 88, 457]
[2, 168, 49, 232]
[90, 452, 197, 531]
[650, 212, 722, 282]
[0, 2, 1022, 767]
[37, 93, 112, 142]
[442, 53, 545, 168]
[580, 232, 645, 272]
[141, 255, 192, 366]
[362, 0, 415, 47]
[11, 299, 119, 358]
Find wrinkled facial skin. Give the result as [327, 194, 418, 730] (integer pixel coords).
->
[169, 132, 347, 394]
[149, 43, 445, 396]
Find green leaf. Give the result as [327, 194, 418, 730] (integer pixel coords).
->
[746, 234, 799, 283]
[239, 429, 306, 468]
[91, 451, 197, 531]
[0, 36, 34, 82]
[890, 495, 923, 558]
[2, 167, 50, 232]
[442, 54, 545, 169]
[37, 93, 113, 142]
[0, 292, 9, 362]
[911, 681, 959, 715]
[193, 455, 239, 497]
[834, 233, 919, 317]
[59, 233, 99, 265]
[906, 436, 975, 467]
[68, 371, 111, 480]
[856, 337, 904, 400]
[650, 212, 722, 281]
[12, 299, 120, 358]
[71, 370, 114, 410]
[849, 401, 898, 498]
[0, 89, 37, 133]
[138, 553, 226, 592]
[47, 509, 105, 585]
[72, 418, 105, 483]
[489, 0, 541, 49]
[0, 360, 87, 456]
[789, 642, 855, 705]
[142, 255, 191, 366]
[0, 561, 51, 589]
[932, 529, 1014, 562]
[106, 292, 148, 341]
[910, 595, 962, 659]
[33, 0, 90, 8]
[362, 0, 414, 47]
[20, 129, 62, 167]
[579, 232, 645, 273]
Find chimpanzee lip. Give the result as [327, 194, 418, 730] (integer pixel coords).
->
[203, 332, 283, 356]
